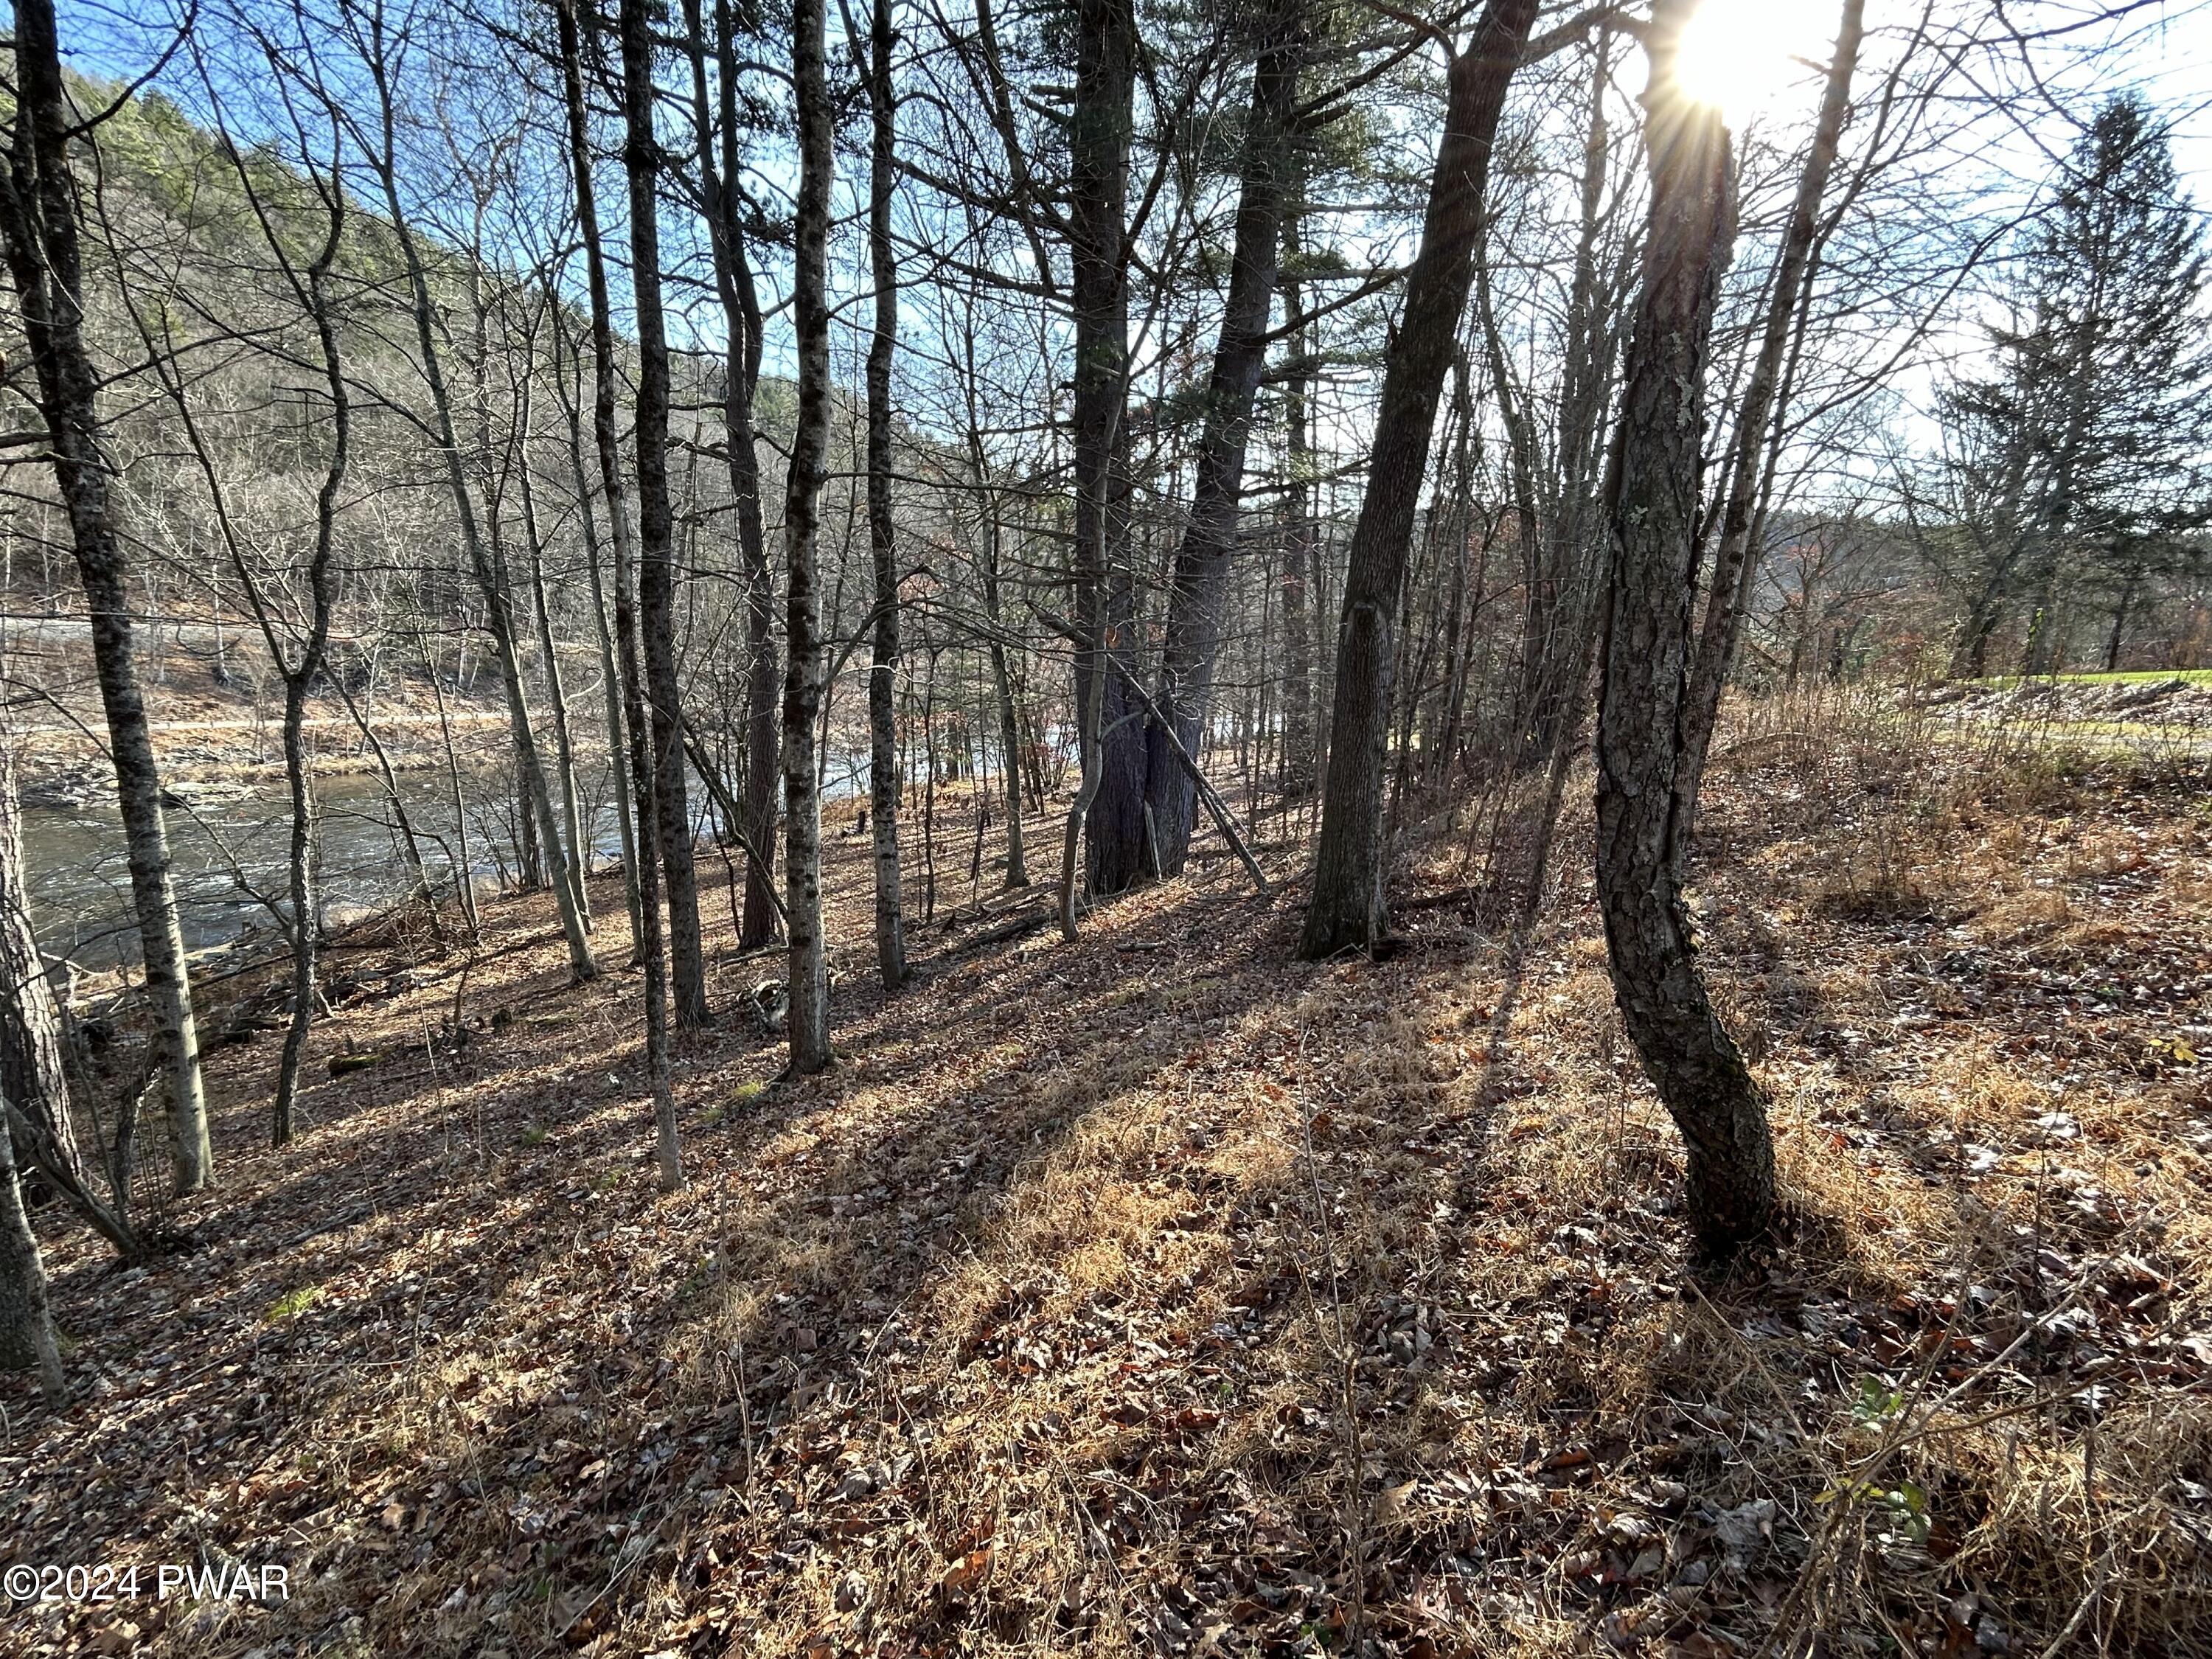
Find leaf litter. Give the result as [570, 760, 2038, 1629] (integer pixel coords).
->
[4, 733, 2210, 1658]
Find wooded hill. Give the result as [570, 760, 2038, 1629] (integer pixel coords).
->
[2, 0, 2209, 1654]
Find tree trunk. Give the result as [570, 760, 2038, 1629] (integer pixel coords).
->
[684, 0, 782, 951]
[1060, 644, 1108, 940]
[1952, 577, 2008, 679]
[1298, 0, 1540, 959]
[0, 1105, 65, 1402]
[1070, 0, 1144, 898]
[0, 745, 79, 1177]
[331, 672, 445, 945]
[2104, 572, 2137, 672]
[361, 14, 597, 987]
[0, 0, 212, 1191]
[422, 639, 484, 942]
[1674, 0, 1864, 856]
[1431, 354, 1477, 780]
[550, 300, 643, 950]
[565, 0, 680, 1183]
[983, 535, 1029, 888]
[1594, 0, 1773, 1262]
[861, 0, 907, 990]
[618, 0, 709, 1028]
[782, 0, 835, 1073]
[1514, 24, 1624, 778]
[1279, 224, 1316, 795]
[516, 404, 593, 930]
[271, 194, 349, 1150]
[1137, 1, 1305, 877]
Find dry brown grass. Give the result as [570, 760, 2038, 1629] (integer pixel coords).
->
[6, 708, 2209, 1659]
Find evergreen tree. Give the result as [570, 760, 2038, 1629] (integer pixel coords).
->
[1941, 94, 2212, 675]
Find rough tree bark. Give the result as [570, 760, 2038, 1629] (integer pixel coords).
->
[860, 0, 907, 990]
[619, 0, 711, 1029]
[0, 1102, 66, 1403]
[1594, 0, 1774, 1260]
[1298, 0, 1540, 959]
[1069, 0, 1144, 899]
[1279, 218, 1316, 795]
[0, 744, 79, 1177]
[563, 0, 681, 1185]
[782, 0, 836, 1072]
[0, 0, 212, 1191]
[1136, 0, 1306, 877]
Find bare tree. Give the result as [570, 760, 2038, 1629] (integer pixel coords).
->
[0, 0, 213, 1191]
[1135, 0, 1307, 878]
[616, 0, 710, 1029]
[581, 0, 684, 1187]
[349, 0, 599, 986]
[1593, 0, 1773, 1260]
[681, 0, 782, 953]
[858, 0, 907, 991]
[133, 44, 355, 1148]
[782, 0, 836, 1072]
[1674, 0, 1865, 853]
[1298, 0, 1543, 959]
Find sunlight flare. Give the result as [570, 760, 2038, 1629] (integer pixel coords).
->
[1670, 0, 1833, 128]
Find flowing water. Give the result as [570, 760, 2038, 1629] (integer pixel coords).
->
[18, 753, 871, 968]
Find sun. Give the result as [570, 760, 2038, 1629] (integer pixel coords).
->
[1669, 0, 1832, 128]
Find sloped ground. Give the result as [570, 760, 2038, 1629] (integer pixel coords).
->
[4, 710, 2208, 1658]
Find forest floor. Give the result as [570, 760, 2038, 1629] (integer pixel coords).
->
[5, 697, 2210, 1659]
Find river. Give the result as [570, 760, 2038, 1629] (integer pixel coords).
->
[18, 753, 872, 969]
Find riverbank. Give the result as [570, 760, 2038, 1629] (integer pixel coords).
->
[3, 610, 552, 805]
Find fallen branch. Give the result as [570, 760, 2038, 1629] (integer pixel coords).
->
[942, 905, 1054, 958]
[2, 1095, 145, 1260]
[681, 727, 792, 931]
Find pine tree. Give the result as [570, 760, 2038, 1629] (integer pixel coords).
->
[1942, 94, 2212, 676]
